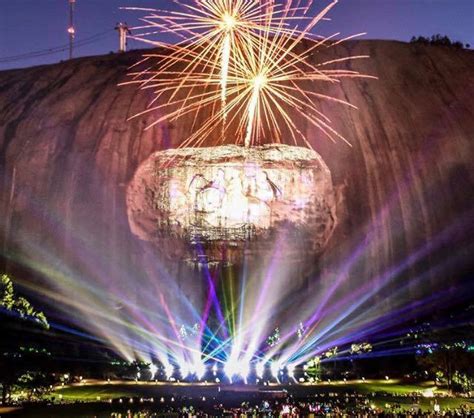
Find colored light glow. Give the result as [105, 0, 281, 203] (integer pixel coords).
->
[12, 168, 466, 384]
[178, 361, 190, 378]
[150, 363, 158, 379]
[194, 360, 206, 380]
[270, 361, 281, 379]
[240, 362, 251, 383]
[224, 359, 238, 382]
[163, 362, 174, 380]
[127, 145, 337, 260]
[287, 363, 296, 380]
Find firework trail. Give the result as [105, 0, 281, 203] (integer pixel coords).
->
[123, 0, 374, 148]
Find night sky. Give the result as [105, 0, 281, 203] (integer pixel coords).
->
[1, 0, 473, 71]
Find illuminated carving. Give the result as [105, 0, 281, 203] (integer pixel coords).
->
[127, 145, 336, 262]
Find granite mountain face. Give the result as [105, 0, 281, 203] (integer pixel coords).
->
[0, 41, 472, 319]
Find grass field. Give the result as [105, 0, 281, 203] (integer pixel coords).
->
[48, 380, 473, 412]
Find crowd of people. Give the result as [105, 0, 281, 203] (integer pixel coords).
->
[11, 388, 473, 417]
[105, 394, 473, 417]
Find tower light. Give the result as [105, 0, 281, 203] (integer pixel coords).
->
[68, 0, 76, 60]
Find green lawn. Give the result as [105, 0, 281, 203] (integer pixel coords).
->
[346, 380, 439, 395]
[49, 380, 473, 412]
[53, 385, 136, 401]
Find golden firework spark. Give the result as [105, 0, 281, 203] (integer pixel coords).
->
[123, 0, 375, 148]
[124, 0, 288, 123]
[220, 0, 376, 148]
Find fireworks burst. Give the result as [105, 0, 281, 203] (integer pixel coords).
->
[123, 0, 374, 149]
[124, 0, 287, 126]
[222, 12, 373, 148]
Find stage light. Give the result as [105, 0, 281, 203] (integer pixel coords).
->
[224, 359, 238, 382]
[423, 389, 435, 398]
[270, 361, 281, 380]
[178, 361, 190, 378]
[150, 364, 158, 379]
[195, 361, 206, 380]
[240, 362, 251, 383]
[287, 363, 296, 381]
[163, 362, 174, 380]
[255, 361, 265, 379]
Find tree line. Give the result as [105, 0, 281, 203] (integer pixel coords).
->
[410, 34, 470, 50]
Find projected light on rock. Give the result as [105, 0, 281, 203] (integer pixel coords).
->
[114, 0, 375, 373]
[127, 144, 336, 263]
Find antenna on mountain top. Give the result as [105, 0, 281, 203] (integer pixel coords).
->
[115, 23, 132, 53]
[68, 0, 76, 60]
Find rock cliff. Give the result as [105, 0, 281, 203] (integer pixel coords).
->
[0, 41, 473, 330]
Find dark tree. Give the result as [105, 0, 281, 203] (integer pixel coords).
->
[0, 274, 51, 404]
[0, 274, 48, 329]
[410, 34, 468, 49]
[414, 321, 474, 393]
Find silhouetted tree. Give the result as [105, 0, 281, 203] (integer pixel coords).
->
[1, 274, 49, 329]
[410, 34, 467, 49]
[1, 347, 55, 403]
[414, 323, 474, 393]
[0, 274, 51, 404]
[417, 345, 474, 392]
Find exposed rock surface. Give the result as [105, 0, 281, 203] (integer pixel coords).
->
[0, 41, 473, 311]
